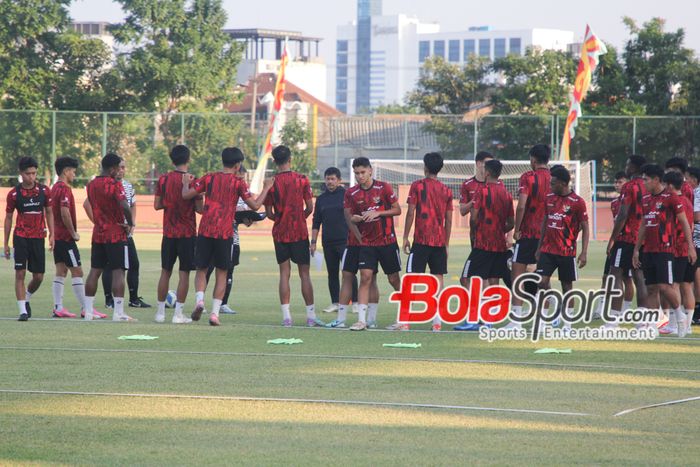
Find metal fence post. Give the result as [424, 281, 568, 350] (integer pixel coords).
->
[181, 113, 185, 144]
[51, 111, 56, 167]
[473, 116, 479, 157]
[102, 112, 107, 156]
[333, 118, 339, 169]
[592, 159, 597, 240]
[403, 119, 408, 185]
[632, 116, 637, 154]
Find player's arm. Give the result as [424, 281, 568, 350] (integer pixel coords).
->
[362, 201, 401, 222]
[469, 204, 478, 232]
[578, 220, 589, 268]
[402, 203, 415, 255]
[535, 216, 547, 261]
[243, 178, 274, 211]
[120, 199, 134, 229]
[677, 211, 697, 264]
[345, 207, 362, 242]
[154, 194, 163, 211]
[459, 200, 473, 217]
[444, 208, 453, 249]
[181, 173, 199, 200]
[513, 192, 528, 240]
[83, 198, 94, 224]
[311, 199, 321, 256]
[45, 205, 55, 250]
[60, 206, 79, 241]
[608, 202, 631, 255]
[632, 222, 646, 269]
[3, 210, 12, 259]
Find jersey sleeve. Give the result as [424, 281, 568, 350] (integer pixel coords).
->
[459, 181, 469, 204]
[5, 189, 15, 213]
[507, 192, 515, 218]
[518, 173, 531, 196]
[193, 174, 209, 194]
[383, 183, 398, 205]
[155, 175, 165, 198]
[263, 185, 274, 207]
[445, 188, 454, 211]
[343, 189, 356, 212]
[577, 198, 589, 222]
[42, 185, 52, 207]
[237, 179, 252, 201]
[670, 193, 684, 216]
[58, 186, 71, 208]
[115, 180, 126, 201]
[406, 182, 418, 206]
[621, 182, 635, 207]
[302, 177, 312, 201]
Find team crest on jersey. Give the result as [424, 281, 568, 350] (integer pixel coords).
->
[656, 202, 663, 210]
[373, 196, 381, 204]
[563, 205, 570, 213]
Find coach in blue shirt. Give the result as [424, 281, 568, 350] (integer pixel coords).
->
[311, 167, 358, 313]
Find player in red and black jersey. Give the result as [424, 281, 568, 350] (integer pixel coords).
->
[183, 147, 271, 326]
[82, 153, 134, 322]
[263, 145, 320, 328]
[154, 145, 203, 324]
[665, 157, 695, 204]
[345, 157, 402, 331]
[535, 165, 589, 332]
[509, 144, 551, 326]
[633, 166, 695, 337]
[4, 156, 54, 321]
[50, 157, 102, 320]
[402, 152, 453, 332]
[604, 155, 649, 325]
[459, 151, 492, 245]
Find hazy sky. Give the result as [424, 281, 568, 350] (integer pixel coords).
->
[70, 0, 700, 62]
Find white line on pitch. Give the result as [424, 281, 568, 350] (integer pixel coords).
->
[614, 396, 700, 416]
[1, 345, 699, 374]
[0, 389, 593, 417]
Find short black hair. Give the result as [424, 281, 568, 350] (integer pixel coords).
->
[352, 157, 371, 168]
[271, 145, 291, 165]
[687, 167, 700, 182]
[550, 165, 571, 184]
[221, 147, 244, 168]
[324, 167, 341, 178]
[101, 153, 122, 170]
[19, 156, 38, 172]
[614, 171, 627, 181]
[528, 144, 551, 164]
[55, 156, 79, 176]
[474, 151, 493, 163]
[665, 156, 688, 173]
[423, 152, 444, 175]
[662, 170, 684, 190]
[484, 159, 503, 179]
[170, 145, 190, 166]
[641, 163, 665, 180]
[628, 154, 647, 170]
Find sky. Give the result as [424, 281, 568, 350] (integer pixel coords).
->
[69, 0, 700, 62]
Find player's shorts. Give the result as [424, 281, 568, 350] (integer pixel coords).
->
[513, 238, 539, 265]
[535, 252, 577, 283]
[406, 244, 447, 275]
[462, 248, 509, 280]
[641, 252, 674, 286]
[274, 240, 310, 265]
[673, 256, 696, 284]
[195, 235, 233, 270]
[161, 236, 195, 272]
[13, 235, 45, 273]
[359, 243, 401, 275]
[53, 240, 81, 268]
[609, 241, 635, 274]
[231, 244, 241, 268]
[91, 241, 129, 270]
[341, 246, 363, 274]
[603, 253, 633, 277]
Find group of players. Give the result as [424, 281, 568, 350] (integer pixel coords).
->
[3, 142, 699, 335]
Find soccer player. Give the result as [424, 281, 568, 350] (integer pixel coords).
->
[660, 172, 696, 336]
[509, 144, 551, 327]
[688, 166, 700, 325]
[311, 167, 358, 313]
[82, 153, 135, 322]
[4, 156, 54, 321]
[593, 171, 634, 319]
[345, 157, 402, 331]
[457, 159, 513, 331]
[605, 155, 648, 326]
[154, 145, 201, 324]
[534, 165, 589, 333]
[102, 159, 150, 309]
[459, 151, 493, 244]
[50, 156, 106, 319]
[633, 166, 695, 338]
[665, 157, 694, 203]
[184, 147, 271, 326]
[263, 145, 321, 327]
[403, 152, 453, 332]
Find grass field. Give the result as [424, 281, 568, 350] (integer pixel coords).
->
[0, 234, 699, 465]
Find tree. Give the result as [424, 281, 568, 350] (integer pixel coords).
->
[279, 118, 317, 179]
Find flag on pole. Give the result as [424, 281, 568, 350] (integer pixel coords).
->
[250, 39, 289, 193]
[559, 25, 607, 161]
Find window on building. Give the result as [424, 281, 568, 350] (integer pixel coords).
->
[419, 41, 430, 62]
[479, 39, 490, 58]
[336, 91, 347, 103]
[433, 40, 445, 58]
[337, 79, 347, 91]
[463, 39, 475, 60]
[494, 38, 506, 58]
[448, 40, 460, 62]
[337, 54, 348, 65]
[337, 66, 347, 78]
[509, 37, 522, 55]
[337, 103, 347, 113]
[337, 40, 348, 53]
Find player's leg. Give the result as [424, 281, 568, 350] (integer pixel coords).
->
[380, 244, 402, 330]
[323, 243, 341, 312]
[108, 241, 132, 321]
[191, 236, 214, 321]
[22, 238, 45, 319]
[510, 239, 539, 322]
[350, 267, 374, 330]
[127, 237, 149, 308]
[428, 246, 448, 331]
[327, 246, 358, 328]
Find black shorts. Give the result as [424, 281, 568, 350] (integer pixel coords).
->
[53, 240, 81, 268]
[407, 244, 447, 275]
[195, 236, 233, 270]
[535, 252, 577, 283]
[161, 236, 196, 272]
[341, 246, 363, 274]
[91, 241, 129, 270]
[609, 241, 634, 274]
[641, 252, 674, 286]
[358, 243, 401, 275]
[274, 240, 310, 265]
[462, 248, 509, 279]
[13, 235, 45, 273]
[513, 238, 539, 265]
[673, 256, 696, 283]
